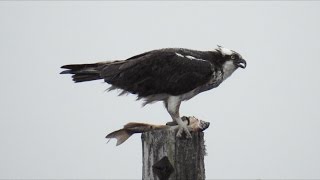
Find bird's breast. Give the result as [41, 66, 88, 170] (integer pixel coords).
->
[180, 70, 223, 101]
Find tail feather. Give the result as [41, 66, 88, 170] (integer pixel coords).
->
[60, 63, 103, 82]
[72, 73, 101, 82]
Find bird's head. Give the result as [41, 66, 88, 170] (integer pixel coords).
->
[216, 45, 247, 69]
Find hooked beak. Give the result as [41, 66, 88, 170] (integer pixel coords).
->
[236, 58, 247, 69]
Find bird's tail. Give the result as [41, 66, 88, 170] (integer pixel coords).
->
[60, 63, 105, 83]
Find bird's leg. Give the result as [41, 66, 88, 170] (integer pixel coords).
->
[164, 101, 178, 126]
[166, 96, 192, 138]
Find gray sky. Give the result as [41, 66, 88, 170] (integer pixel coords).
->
[1, 1, 320, 179]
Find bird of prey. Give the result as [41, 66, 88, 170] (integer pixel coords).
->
[60, 46, 246, 138]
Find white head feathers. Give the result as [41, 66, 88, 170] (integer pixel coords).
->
[216, 45, 234, 56]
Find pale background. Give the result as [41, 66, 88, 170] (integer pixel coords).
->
[1, 1, 320, 179]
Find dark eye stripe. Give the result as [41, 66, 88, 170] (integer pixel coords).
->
[231, 54, 239, 59]
[225, 54, 238, 59]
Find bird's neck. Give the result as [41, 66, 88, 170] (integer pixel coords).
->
[222, 61, 237, 80]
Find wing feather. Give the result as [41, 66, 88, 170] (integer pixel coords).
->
[101, 49, 213, 97]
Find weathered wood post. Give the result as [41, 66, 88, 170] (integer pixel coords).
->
[141, 128, 206, 180]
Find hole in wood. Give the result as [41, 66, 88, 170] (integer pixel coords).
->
[152, 156, 174, 180]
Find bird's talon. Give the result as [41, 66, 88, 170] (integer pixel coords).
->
[181, 116, 190, 125]
[176, 124, 192, 139]
[166, 121, 178, 126]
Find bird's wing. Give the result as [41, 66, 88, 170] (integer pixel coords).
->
[100, 50, 214, 97]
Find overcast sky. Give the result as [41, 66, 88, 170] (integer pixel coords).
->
[1, 1, 320, 179]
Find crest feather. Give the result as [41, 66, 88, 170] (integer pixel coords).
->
[216, 45, 233, 56]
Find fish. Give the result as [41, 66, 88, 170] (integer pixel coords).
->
[106, 116, 210, 146]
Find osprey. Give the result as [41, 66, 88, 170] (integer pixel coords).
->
[60, 46, 246, 138]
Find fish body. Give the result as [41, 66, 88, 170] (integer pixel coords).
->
[106, 116, 210, 146]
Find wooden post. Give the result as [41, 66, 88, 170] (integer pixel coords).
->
[141, 128, 206, 180]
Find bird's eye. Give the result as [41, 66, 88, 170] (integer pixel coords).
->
[231, 55, 236, 60]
